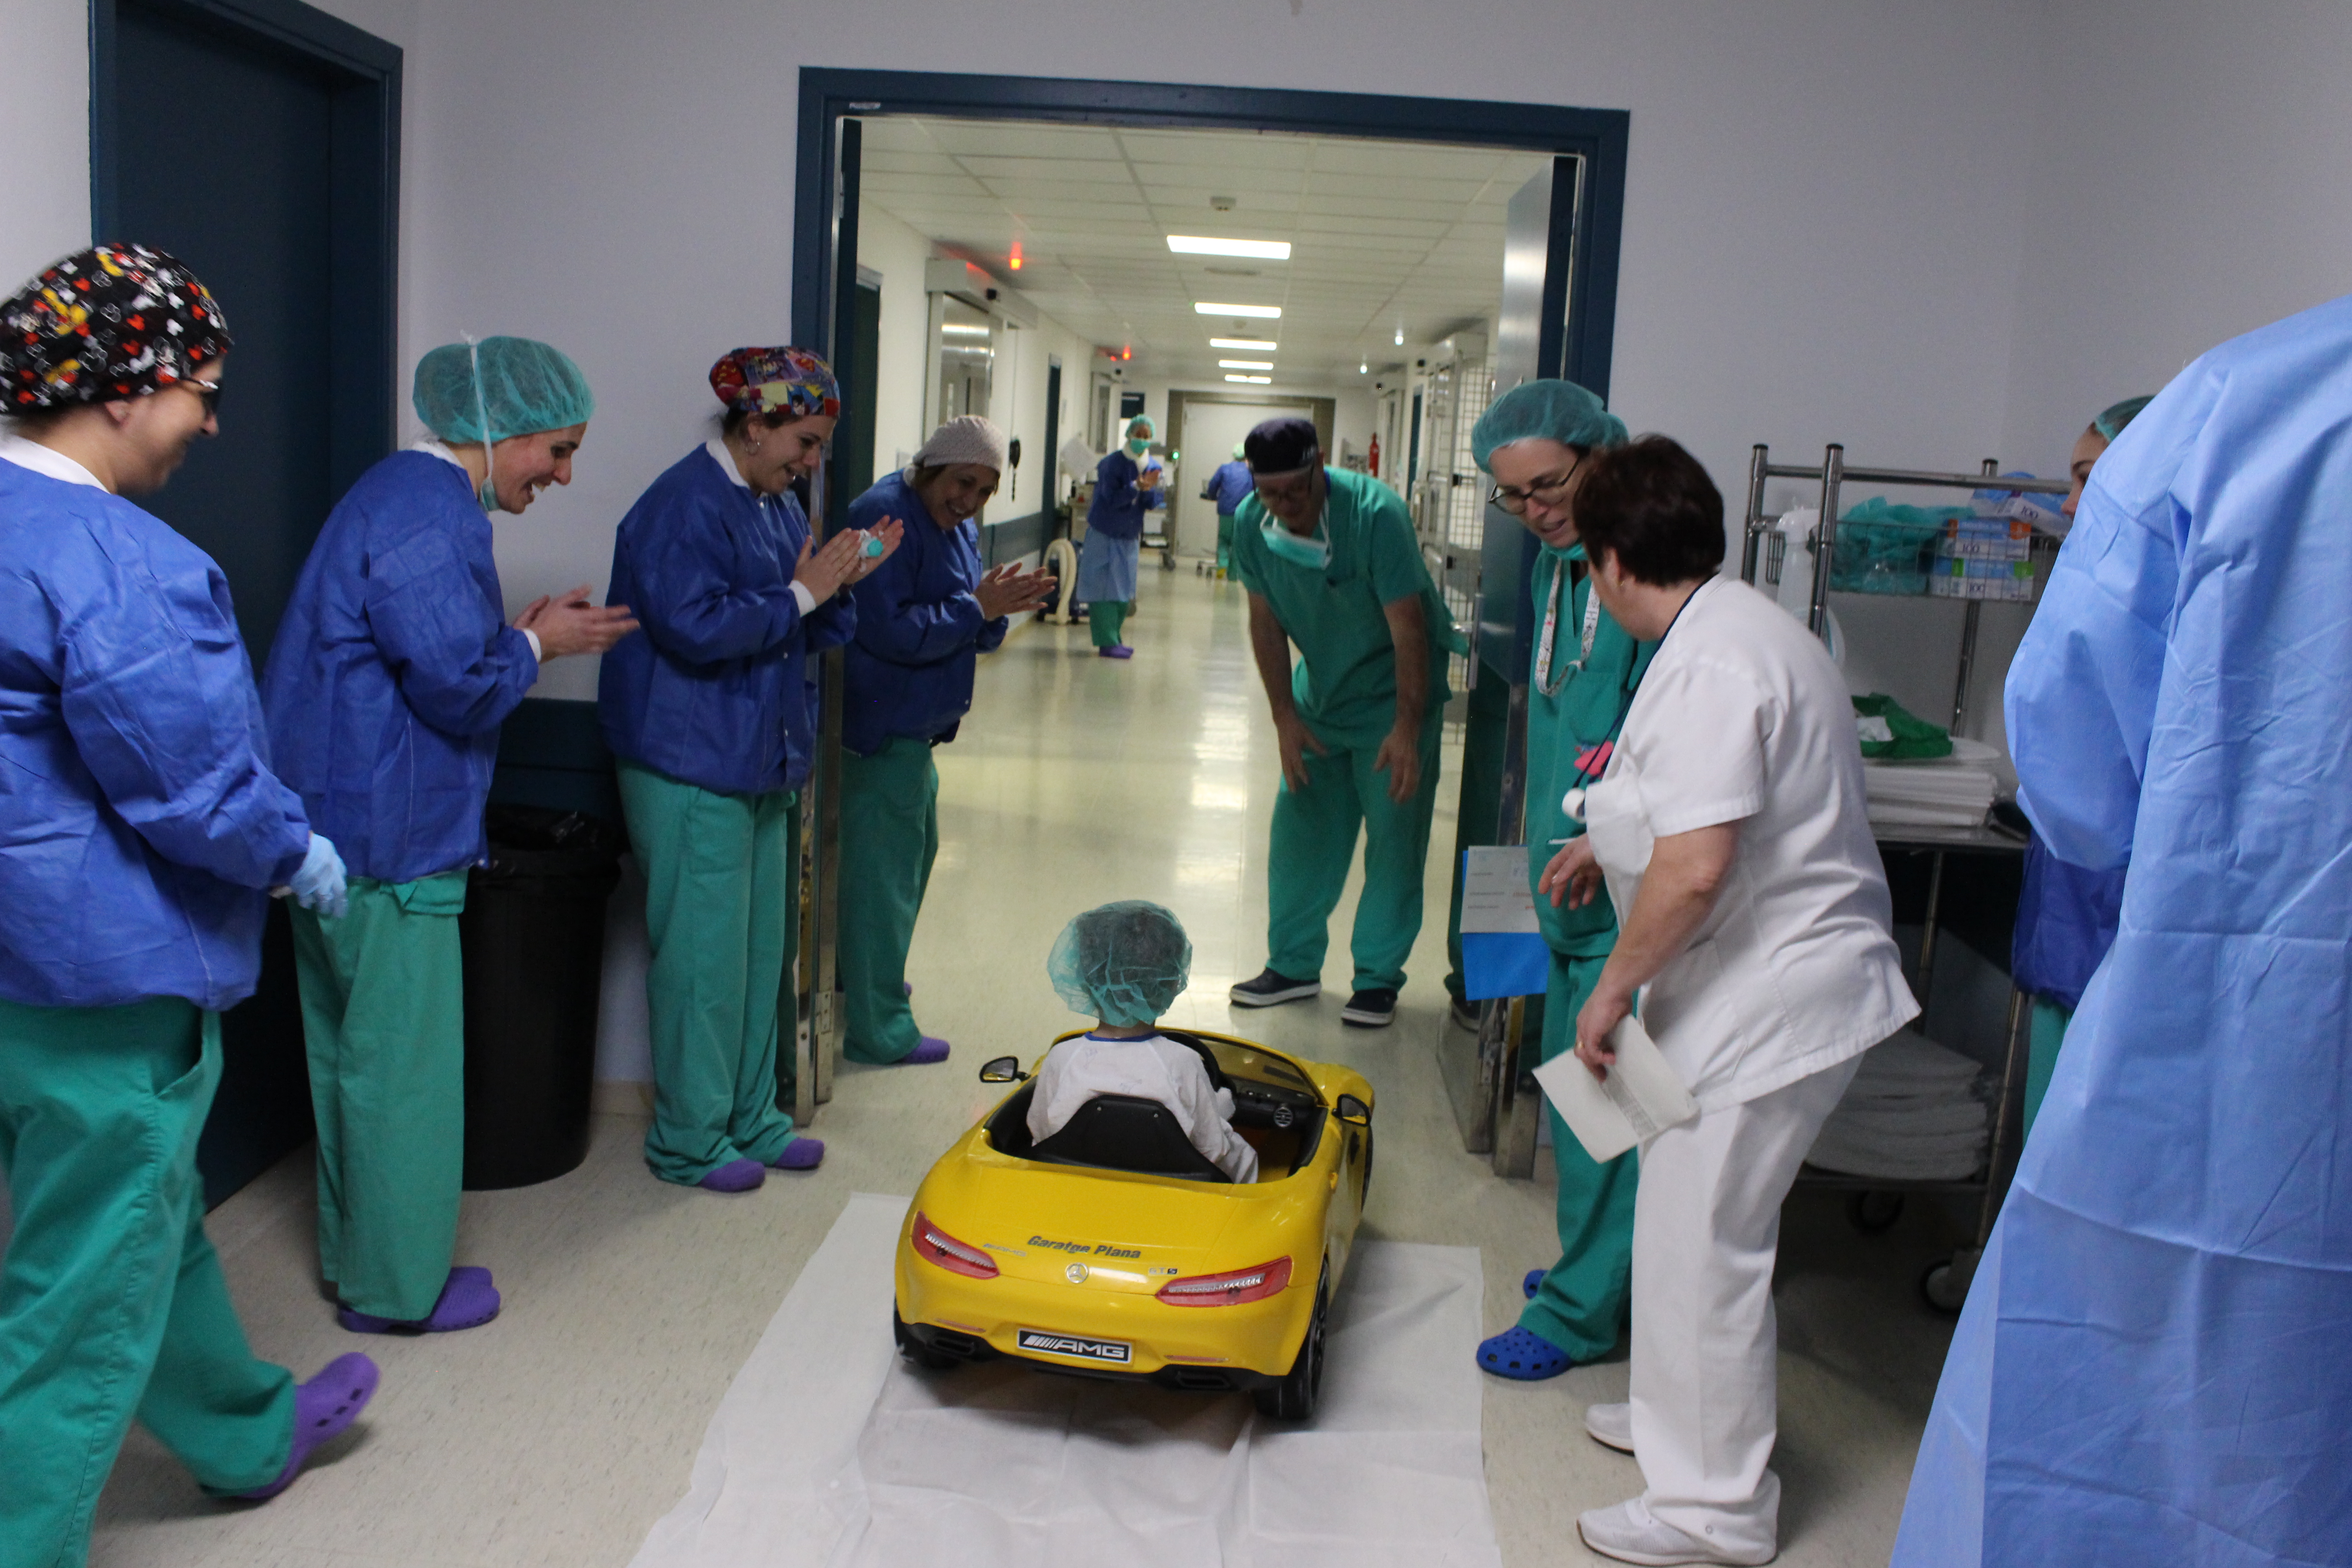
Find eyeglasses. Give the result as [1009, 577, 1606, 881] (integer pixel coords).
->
[1253, 469, 1319, 506]
[179, 377, 224, 418]
[1488, 461, 1582, 515]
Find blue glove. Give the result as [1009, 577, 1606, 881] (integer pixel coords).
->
[289, 832, 349, 920]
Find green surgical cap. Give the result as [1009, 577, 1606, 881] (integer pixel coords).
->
[1470, 379, 1627, 471]
[1048, 900, 1192, 1027]
[413, 336, 595, 445]
[2092, 395, 2154, 442]
[1233, 442, 1246, 460]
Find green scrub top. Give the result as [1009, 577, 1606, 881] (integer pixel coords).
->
[1525, 542, 1657, 956]
[1232, 467, 1461, 749]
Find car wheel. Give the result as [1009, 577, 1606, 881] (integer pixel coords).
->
[893, 1306, 960, 1372]
[1252, 1264, 1329, 1421]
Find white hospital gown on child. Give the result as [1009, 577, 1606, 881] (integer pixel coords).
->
[1028, 1033, 1259, 1183]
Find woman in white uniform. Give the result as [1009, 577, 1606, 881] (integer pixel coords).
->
[1540, 437, 1916, 1566]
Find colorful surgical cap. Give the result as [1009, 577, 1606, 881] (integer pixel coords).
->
[0, 243, 230, 412]
[2092, 395, 2155, 442]
[1470, 379, 1626, 471]
[1048, 900, 1193, 1028]
[412, 337, 594, 444]
[710, 346, 840, 420]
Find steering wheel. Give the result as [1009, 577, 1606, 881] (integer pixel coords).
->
[1155, 1029, 1234, 1097]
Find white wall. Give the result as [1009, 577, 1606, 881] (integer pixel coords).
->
[0, 1, 88, 290]
[859, 202, 936, 478]
[1995, 0, 2352, 478]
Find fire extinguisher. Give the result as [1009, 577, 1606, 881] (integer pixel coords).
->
[1368, 434, 1382, 478]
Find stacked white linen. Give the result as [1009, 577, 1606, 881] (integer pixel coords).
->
[1863, 736, 2003, 828]
[1807, 1027, 1989, 1181]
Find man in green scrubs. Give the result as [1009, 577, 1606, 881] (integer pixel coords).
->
[1468, 381, 1649, 1381]
[1226, 417, 1459, 1029]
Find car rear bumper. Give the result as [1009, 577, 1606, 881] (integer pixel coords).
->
[896, 1316, 1289, 1396]
[898, 1262, 1309, 1382]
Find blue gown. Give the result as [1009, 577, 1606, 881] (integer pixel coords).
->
[1894, 294, 2352, 1568]
[263, 449, 538, 882]
[841, 470, 1007, 757]
[1075, 450, 1147, 605]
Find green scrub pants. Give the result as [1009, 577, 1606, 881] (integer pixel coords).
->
[838, 735, 939, 1064]
[292, 871, 470, 1323]
[0, 998, 294, 1566]
[1090, 600, 1130, 649]
[1522, 951, 1638, 1360]
[619, 762, 801, 1184]
[1215, 513, 1235, 574]
[1265, 718, 1443, 993]
[2023, 998, 2071, 1139]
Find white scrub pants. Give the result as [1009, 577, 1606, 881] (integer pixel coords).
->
[1628, 1056, 1861, 1558]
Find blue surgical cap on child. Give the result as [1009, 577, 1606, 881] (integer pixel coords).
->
[1470, 379, 1627, 471]
[412, 336, 595, 444]
[1049, 901, 1192, 1027]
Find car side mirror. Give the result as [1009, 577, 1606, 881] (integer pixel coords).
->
[1334, 1093, 1371, 1126]
[979, 1055, 1029, 1084]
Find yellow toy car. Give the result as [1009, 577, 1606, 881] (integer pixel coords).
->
[893, 1026, 1375, 1420]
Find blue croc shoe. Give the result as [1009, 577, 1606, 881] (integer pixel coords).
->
[1478, 1324, 1574, 1381]
[1524, 1268, 1546, 1301]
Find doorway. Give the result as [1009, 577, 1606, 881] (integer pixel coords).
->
[786, 70, 1625, 1126]
[92, 0, 402, 1203]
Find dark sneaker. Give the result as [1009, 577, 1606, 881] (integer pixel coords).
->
[1229, 968, 1321, 1007]
[1341, 988, 1398, 1028]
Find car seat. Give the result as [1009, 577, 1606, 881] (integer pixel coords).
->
[1028, 1093, 1231, 1183]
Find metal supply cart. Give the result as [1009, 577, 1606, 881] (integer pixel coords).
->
[1741, 446, 2069, 1309]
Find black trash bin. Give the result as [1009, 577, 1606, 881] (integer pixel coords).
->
[460, 805, 626, 1189]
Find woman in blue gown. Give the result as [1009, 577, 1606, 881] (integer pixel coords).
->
[1075, 414, 1161, 657]
[1894, 295, 2352, 1568]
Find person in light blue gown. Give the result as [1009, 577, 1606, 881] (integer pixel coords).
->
[1893, 294, 2352, 1568]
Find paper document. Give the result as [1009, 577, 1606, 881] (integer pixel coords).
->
[1532, 1014, 1698, 1163]
[1459, 846, 1540, 934]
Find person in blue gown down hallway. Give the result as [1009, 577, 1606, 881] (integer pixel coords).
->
[1225, 415, 1462, 1031]
[838, 416, 1054, 1067]
[2007, 394, 2148, 1139]
[1075, 413, 1162, 657]
[600, 347, 899, 1194]
[0, 245, 378, 1568]
[264, 337, 637, 1333]
[1202, 441, 1254, 577]
[1893, 296, 2352, 1568]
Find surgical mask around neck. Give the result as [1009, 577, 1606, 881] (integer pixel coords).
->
[1259, 514, 1331, 569]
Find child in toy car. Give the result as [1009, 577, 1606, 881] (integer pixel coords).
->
[1028, 902, 1259, 1183]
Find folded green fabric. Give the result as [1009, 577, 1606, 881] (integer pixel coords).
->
[1852, 692, 1953, 760]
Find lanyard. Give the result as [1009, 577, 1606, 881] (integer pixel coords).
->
[1534, 557, 1602, 696]
[1558, 578, 1704, 819]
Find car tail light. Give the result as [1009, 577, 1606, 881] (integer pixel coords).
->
[1155, 1255, 1293, 1306]
[913, 1212, 998, 1279]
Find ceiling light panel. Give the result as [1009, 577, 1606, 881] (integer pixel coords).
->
[1217, 359, 1274, 370]
[1166, 235, 1293, 260]
[1209, 337, 1279, 351]
[1224, 374, 1273, 384]
[1196, 302, 1282, 318]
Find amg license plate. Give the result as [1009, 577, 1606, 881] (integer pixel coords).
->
[1017, 1328, 1132, 1365]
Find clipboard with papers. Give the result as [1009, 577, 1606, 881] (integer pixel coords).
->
[1531, 1012, 1698, 1163]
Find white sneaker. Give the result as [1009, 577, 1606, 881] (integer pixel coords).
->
[1583, 1401, 1635, 1453]
[1576, 1497, 1774, 1566]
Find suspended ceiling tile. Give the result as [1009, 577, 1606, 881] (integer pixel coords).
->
[956, 154, 1133, 182]
[1117, 128, 1315, 167]
[917, 120, 1127, 159]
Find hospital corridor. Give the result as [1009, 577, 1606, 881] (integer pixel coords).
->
[4, 5, 2349, 1568]
[70, 576, 1966, 1567]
